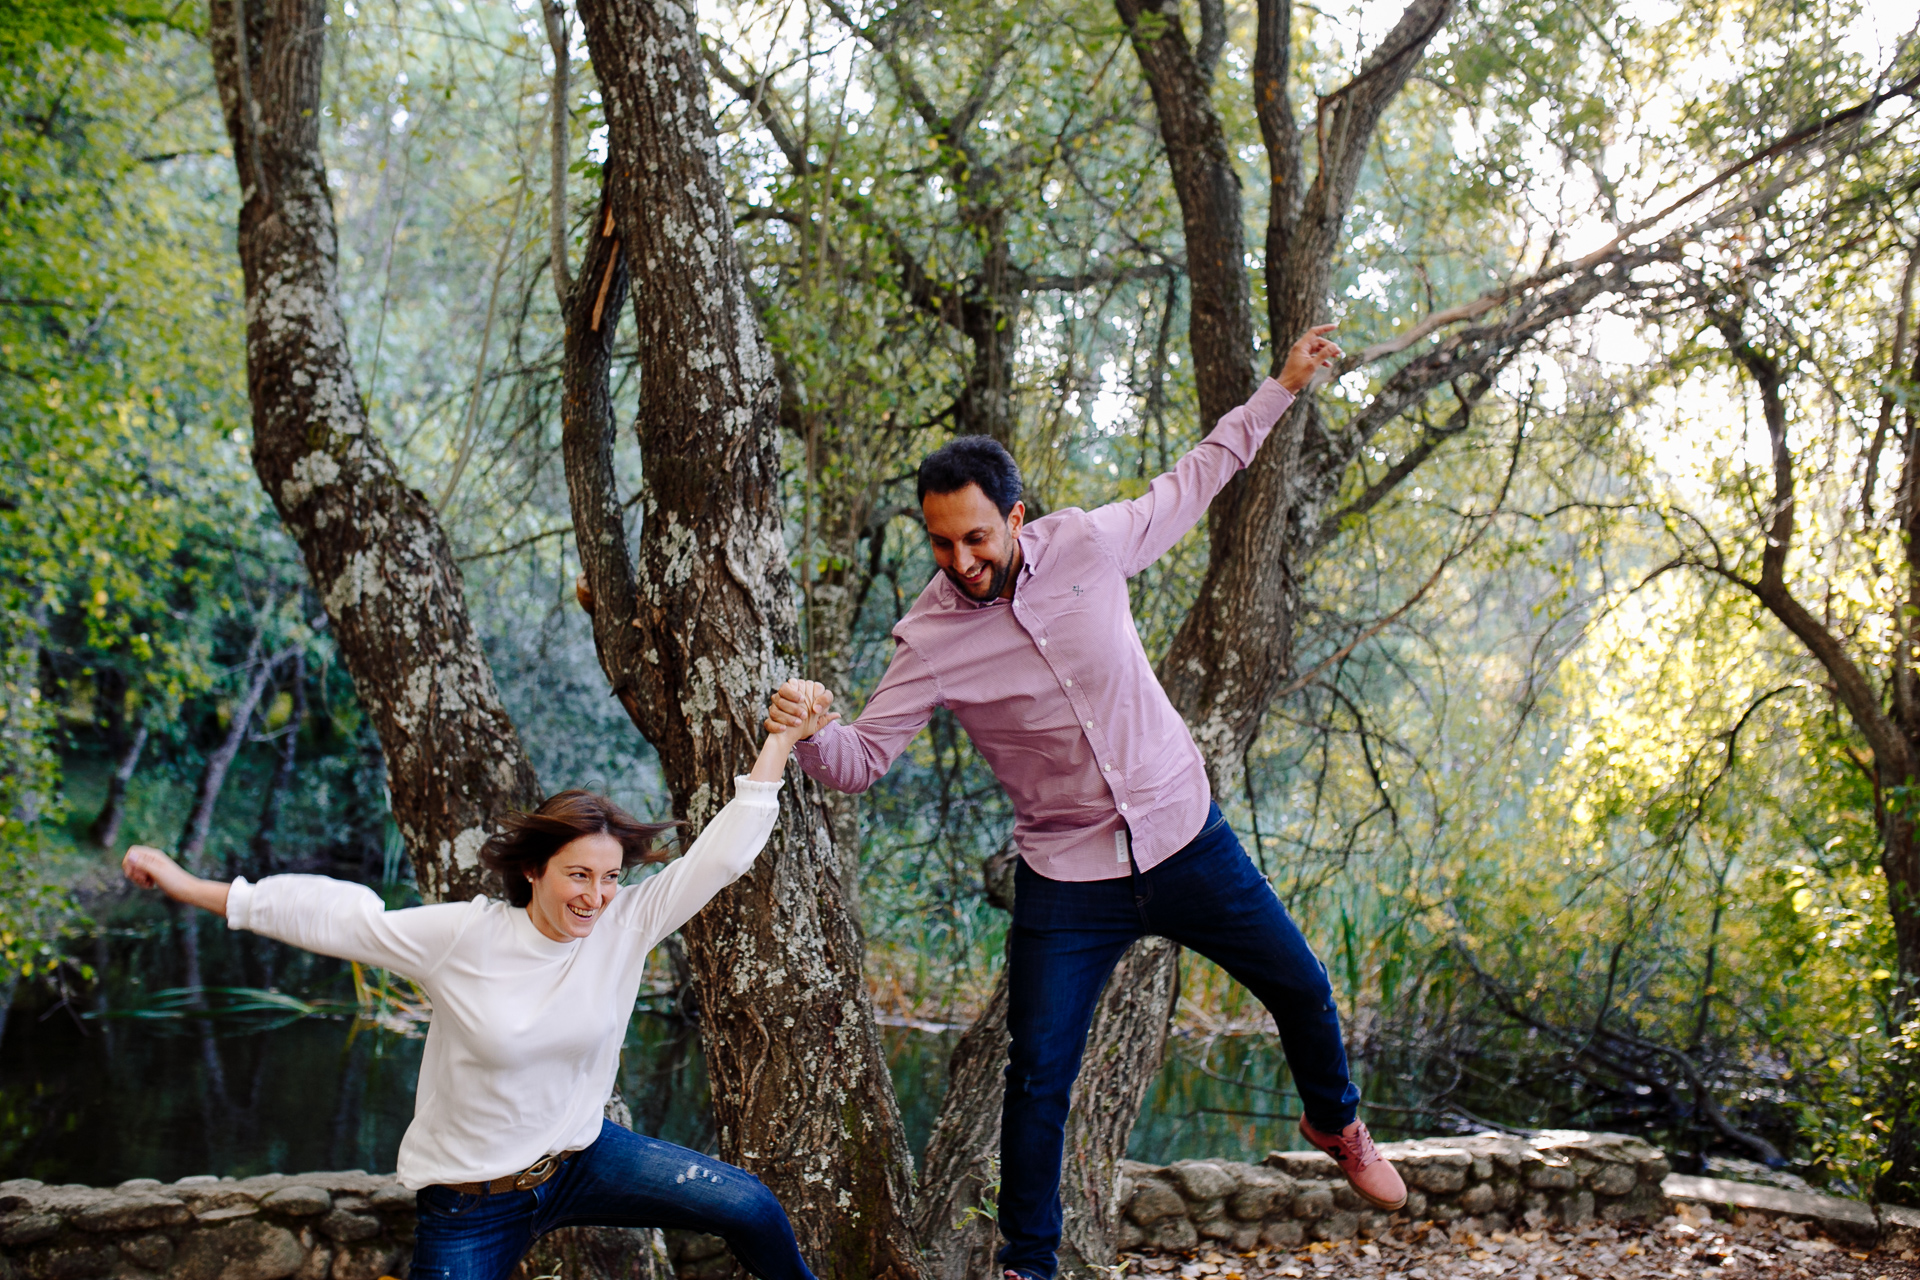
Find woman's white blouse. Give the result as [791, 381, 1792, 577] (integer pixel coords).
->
[225, 777, 782, 1190]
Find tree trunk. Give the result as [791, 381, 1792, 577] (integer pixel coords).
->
[89, 721, 148, 850]
[250, 648, 306, 877]
[916, 918, 1178, 1280]
[562, 5, 923, 1273]
[179, 649, 279, 868]
[207, 0, 542, 902]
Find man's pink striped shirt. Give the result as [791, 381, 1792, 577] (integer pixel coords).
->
[795, 378, 1297, 881]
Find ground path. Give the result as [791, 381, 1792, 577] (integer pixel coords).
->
[1120, 1202, 1920, 1279]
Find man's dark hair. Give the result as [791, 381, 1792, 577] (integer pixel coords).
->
[917, 435, 1023, 516]
[479, 790, 680, 907]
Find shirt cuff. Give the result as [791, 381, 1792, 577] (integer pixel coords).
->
[1206, 378, 1296, 466]
[225, 877, 255, 931]
[733, 776, 784, 807]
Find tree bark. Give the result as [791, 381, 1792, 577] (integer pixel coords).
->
[916, 916, 1178, 1280]
[562, 5, 922, 1273]
[207, 0, 542, 902]
[89, 720, 148, 850]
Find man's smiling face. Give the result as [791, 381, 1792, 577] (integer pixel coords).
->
[924, 483, 1025, 601]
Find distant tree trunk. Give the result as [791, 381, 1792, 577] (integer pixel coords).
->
[250, 648, 306, 876]
[179, 648, 279, 869]
[560, 3, 923, 1271]
[89, 721, 148, 850]
[207, 0, 542, 902]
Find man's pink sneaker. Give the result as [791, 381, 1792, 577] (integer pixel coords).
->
[1298, 1116, 1407, 1212]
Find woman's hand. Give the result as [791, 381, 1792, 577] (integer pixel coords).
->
[1276, 323, 1343, 393]
[123, 845, 231, 917]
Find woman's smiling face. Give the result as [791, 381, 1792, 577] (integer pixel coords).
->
[524, 832, 625, 942]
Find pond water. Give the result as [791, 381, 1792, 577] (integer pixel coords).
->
[0, 923, 1317, 1185]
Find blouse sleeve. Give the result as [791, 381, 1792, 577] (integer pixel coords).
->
[605, 777, 783, 950]
[226, 874, 474, 983]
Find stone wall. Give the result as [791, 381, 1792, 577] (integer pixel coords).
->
[1115, 1132, 1672, 1253]
[0, 1133, 1789, 1280]
[0, 1172, 412, 1280]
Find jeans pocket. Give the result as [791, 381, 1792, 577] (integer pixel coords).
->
[416, 1186, 482, 1219]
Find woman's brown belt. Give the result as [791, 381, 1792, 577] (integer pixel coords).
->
[442, 1149, 583, 1196]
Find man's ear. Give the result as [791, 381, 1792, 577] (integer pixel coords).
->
[1007, 500, 1026, 536]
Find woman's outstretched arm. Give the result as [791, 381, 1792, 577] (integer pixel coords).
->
[123, 845, 230, 917]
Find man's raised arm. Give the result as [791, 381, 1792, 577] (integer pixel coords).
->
[1088, 326, 1341, 578]
[765, 641, 941, 794]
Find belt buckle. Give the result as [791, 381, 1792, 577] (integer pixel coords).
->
[513, 1154, 559, 1191]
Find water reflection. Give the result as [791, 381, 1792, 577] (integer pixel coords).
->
[0, 926, 1319, 1185]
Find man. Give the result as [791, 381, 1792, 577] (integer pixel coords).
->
[766, 324, 1405, 1280]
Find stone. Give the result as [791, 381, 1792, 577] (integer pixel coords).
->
[172, 1221, 307, 1280]
[23, 1243, 116, 1280]
[1258, 1220, 1303, 1248]
[1193, 1213, 1235, 1241]
[1166, 1162, 1235, 1204]
[1457, 1184, 1495, 1216]
[1115, 1221, 1145, 1252]
[316, 1213, 381, 1245]
[1358, 1211, 1390, 1238]
[329, 1244, 397, 1280]
[1228, 1224, 1258, 1251]
[1638, 1155, 1672, 1183]
[1148, 1216, 1196, 1252]
[676, 1234, 727, 1264]
[365, 1186, 412, 1213]
[171, 1189, 258, 1215]
[109, 1183, 161, 1197]
[1329, 1185, 1361, 1212]
[1601, 1181, 1667, 1223]
[1226, 1179, 1287, 1221]
[1586, 1161, 1637, 1196]
[116, 1237, 171, 1271]
[1526, 1163, 1576, 1191]
[0, 1184, 45, 1194]
[1557, 1190, 1594, 1227]
[260, 1190, 330, 1219]
[325, 1200, 366, 1216]
[1402, 1190, 1427, 1218]
[1290, 1183, 1334, 1219]
[1262, 1151, 1338, 1180]
[1663, 1174, 1877, 1242]
[1491, 1181, 1518, 1210]
[1408, 1158, 1468, 1195]
[1309, 1211, 1359, 1242]
[0, 1216, 63, 1246]
[1125, 1182, 1186, 1226]
[1470, 1156, 1494, 1182]
[197, 1208, 261, 1224]
[290, 1247, 330, 1280]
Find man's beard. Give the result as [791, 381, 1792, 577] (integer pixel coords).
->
[944, 555, 1013, 601]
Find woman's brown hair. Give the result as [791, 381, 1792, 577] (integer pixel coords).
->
[479, 791, 680, 908]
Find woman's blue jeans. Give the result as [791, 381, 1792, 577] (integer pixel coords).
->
[997, 804, 1360, 1280]
[409, 1120, 816, 1280]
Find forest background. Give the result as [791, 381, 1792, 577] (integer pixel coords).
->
[3, 0, 1920, 1266]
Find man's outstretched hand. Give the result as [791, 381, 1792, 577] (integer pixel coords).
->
[765, 679, 838, 741]
[1277, 323, 1343, 393]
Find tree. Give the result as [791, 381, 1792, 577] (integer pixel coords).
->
[558, 1, 923, 1273]
[207, 0, 541, 900]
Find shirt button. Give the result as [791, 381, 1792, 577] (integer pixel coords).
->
[1120, 803, 1129, 811]
[1085, 720, 1094, 729]
[1038, 638, 1048, 646]
[1064, 679, 1072, 687]
[1103, 764, 1112, 772]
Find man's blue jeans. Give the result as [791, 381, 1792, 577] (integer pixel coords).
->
[409, 1120, 816, 1280]
[997, 804, 1360, 1280]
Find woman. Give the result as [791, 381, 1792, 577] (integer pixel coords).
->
[122, 679, 841, 1280]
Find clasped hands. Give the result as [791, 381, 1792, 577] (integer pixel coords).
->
[765, 679, 838, 742]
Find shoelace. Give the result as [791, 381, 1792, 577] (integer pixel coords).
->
[1311, 1122, 1381, 1170]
